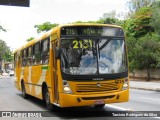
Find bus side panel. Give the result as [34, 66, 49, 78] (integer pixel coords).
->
[23, 67, 35, 97]
[37, 65, 51, 99]
[30, 65, 51, 100]
[14, 68, 21, 90]
[31, 65, 42, 99]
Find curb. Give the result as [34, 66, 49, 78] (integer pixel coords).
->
[130, 87, 160, 92]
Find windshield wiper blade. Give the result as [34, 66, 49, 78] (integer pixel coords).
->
[99, 38, 111, 50]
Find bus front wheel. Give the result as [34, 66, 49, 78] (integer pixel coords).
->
[21, 82, 28, 99]
[44, 88, 53, 110]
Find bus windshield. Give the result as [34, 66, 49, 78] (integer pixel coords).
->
[60, 38, 127, 75]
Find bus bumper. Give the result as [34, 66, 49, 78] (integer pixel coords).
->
[58, 90, 129, 107]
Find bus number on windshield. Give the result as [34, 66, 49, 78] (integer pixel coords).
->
[73, 40, 92, 48]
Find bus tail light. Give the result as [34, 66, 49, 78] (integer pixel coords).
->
[122, 78, 129, 90]
[63, 80, 72, 94]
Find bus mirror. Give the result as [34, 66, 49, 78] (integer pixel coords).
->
[55, 47, 61, 59]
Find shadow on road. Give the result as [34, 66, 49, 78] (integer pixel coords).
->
[15, 93, 157, 120]
[16, 93, 119, 118]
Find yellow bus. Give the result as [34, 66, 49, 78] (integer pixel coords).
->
[14, 23, 129, 110]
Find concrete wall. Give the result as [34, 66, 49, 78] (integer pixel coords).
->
[129, 69, 160, 80]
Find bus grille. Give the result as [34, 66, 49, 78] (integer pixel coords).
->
[76, 82, 119, 93]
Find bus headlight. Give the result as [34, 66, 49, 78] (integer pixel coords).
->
[122, 78, 129, 90]
[63, 80, 72, 94]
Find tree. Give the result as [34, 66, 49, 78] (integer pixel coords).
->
[126, 36, 138, 71]
[26, 37, 35, 42]
[124, 6, 153, 38]
[130, 34, 160, 81]
[0, 40, 12, 73]
[123, 19, 137, 37]
[97, 11, 124, 26]
[0, 40, 12, 62]
[3, 50, 13, 63]
[34, 22, 59, 34]
[127, 0, 156, 15]
[150, 1, 160, 35]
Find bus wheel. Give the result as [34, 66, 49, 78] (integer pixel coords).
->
[94, 104, 105, 108]
[21, 82, 28, 99]
[44, 88, 53, 110]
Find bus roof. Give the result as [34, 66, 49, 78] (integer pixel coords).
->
[58, 23, 122, 29]
[14, 23, 123, 53]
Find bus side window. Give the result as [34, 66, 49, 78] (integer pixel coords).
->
[33, 42, 41, 65]
[14, 53, 17, 68]
[22, 49, 27, 67]
[18, 56, 21, 68]
[26, 46, 33, 66]
[41, 38, 50, 64]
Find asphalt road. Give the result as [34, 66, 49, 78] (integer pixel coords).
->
[0, 75, 159, 120]
[112, 89, 160, 111]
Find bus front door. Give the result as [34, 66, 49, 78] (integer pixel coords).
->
[52, 42, 59, 104]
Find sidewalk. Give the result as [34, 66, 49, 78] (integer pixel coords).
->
[130, 80, 160, 92]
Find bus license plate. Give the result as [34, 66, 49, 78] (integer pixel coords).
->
[94, 100, 105, 105]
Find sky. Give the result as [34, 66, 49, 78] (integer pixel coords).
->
[0, 0, 128, 50]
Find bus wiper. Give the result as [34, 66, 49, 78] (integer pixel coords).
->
[99, 38, 111, 50]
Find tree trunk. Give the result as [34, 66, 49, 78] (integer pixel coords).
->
[146, 68, 150, 81]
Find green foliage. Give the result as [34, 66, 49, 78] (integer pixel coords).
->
[0, 40, 13, 62]
[73, 18, 123, 26]
[3, 50, 13, 62]
[124, 7, 153, 38]
[123, 19, 137, 37]
[134, 34, 160, 69]
[26, 37, 35, 42]
[124, 1, 160, 80]
[126, 36, 137, 71]
[34, 22, 59, 34]
[127, 34, 160, 80]
[150, 1, 160, 35]
[0, 40, 8, 56]
[97, 18, 118, 24]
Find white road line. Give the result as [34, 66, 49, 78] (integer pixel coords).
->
[140, 97, 160, 102]
[105, 104, 132, 111]
[154, 117, 160, 120]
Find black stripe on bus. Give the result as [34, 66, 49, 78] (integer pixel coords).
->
[24, 82, 51, 88]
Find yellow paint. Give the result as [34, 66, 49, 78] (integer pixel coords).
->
[14, 23, 129, 108]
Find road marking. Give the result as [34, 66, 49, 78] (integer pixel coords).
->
[105, 104, 132, 111]
[140, 97, 160, 102]
[154, 117, 160, 120]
